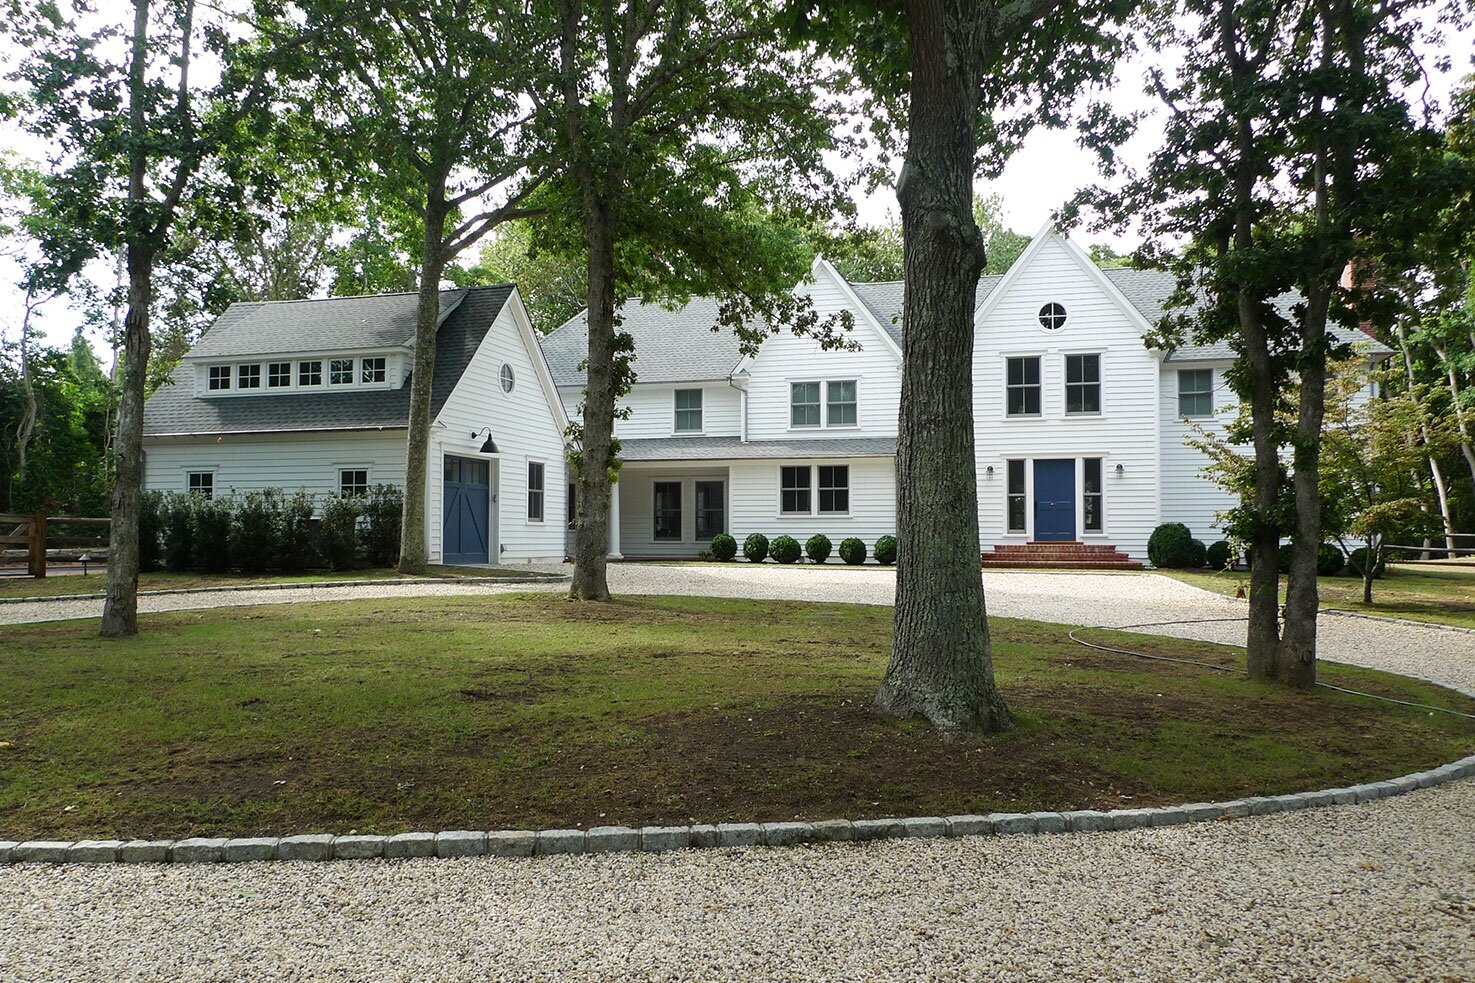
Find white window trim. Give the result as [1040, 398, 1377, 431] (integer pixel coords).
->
[788, 381, 823, 431]
[1002, 354, 1044, 419]
[206, 365, 232, 391]
[1063, 352, 1104, 417]
[1081, 457, 1107, 536]
[1177, 368, 1216, 419]
[199, 352, 400, 397]
[266, 361, 293, 388]
[824, 380, 860, 430]
[334, 464, 372, 500]
[185, 467, 218, 497]
[360, 356, 387, 385]
[1004, 458, 1028, 534]
[816, 463, 852, 516]
[236, 363, 263, 390]
[776, 464, 814, 516]
[1036, 301, 1069, 334]
[526, 459, 547, 523]
[672, 388, 705, 435]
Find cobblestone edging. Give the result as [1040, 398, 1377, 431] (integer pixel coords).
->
[1321, 608, 1475, 635]
[0, 574, 569, 605]
[5, 754, 1472, 866]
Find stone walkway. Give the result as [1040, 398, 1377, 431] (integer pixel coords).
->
[2, 564, 1473, 981]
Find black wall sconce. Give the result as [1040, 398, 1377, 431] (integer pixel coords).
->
[470, 427, 499, 454]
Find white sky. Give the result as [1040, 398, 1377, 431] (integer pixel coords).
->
[3, 19, 1472, 356]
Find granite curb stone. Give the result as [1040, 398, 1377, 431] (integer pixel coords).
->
[715, 823, 763, 848]
[640, 826, 690, 852]
[0, 841, 15, 864]
[13, 841, 72, 864]
[688, 825, 721, 849]
[586, 826, 641, 853]
[810, 820, 855, 843]
[67, 840, 122, 863]
[991, 813, 1037, 835]
[222, 838, 277, 863]
[171, 838, 227, 863]
[436, 831, 486, 858]
[384, 832, 436, 859]
[484, 831, 535, 858]
[761, 822, 813, 847]
[850, 818, 905, 842]
[119, 840, 171, 864]
[945, 815, 995, 837]
[535, 830, 586, 856]
[277, 835, 334, 862]
[899, 817, 949, 839]
[333, 835, 385, 860]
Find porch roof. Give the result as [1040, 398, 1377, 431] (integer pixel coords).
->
[619, 436, 896, 463]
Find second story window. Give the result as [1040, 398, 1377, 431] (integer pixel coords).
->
[207, 366, 231, 391]
[299, 360, 322, 387]
[826, 381, 857, 427]
[790, 382, 821, 428]
[187, 471, 214, 498]
[330, 358, 355, 385]
[1178, 369, 1213, 417]
[237, 364, 261, 389]
[1065, 354, 1101, 415]
[339, 469, 368, 498]
[1006, 356, 1041, 416]
[361, 357, 386, 384]
[268, 362, 292, 387]
[674, 388, 703, 433]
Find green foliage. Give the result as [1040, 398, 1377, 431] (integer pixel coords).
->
[360, 485, 404, 568]
[770, 535, 802, 564]
[839, 537, 867, 566]
[1348, 547, 1386, 580]
[191, 496, 235, 574]
[138, 492, 163, 574]
[743, 533, 769, 563]
[1206, 539, 1233, 572]
[1317, 543, 1347, 577]
[460, 221, 586, 333]
[873, 535, 897, 566]
[316, 496, 361, 572]
[709, 533, 738, 562]
[805, 534, 832, 563]
[824, 196, 1030, 283]
[1148, 523, 1201, 569]
[230, 490, 282, 575]
[278, 490, 318, 573]
[161, 494, 197, 572]
[0, 342, 113, 516]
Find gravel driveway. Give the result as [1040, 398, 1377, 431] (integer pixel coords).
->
[2, 564, 1473, 981]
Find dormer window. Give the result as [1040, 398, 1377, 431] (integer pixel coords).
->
[329, 358, 354, 385]
[674, 388, 703, 433]
[299, 360, 322, 387]
[361, 357, 386, 384]
[268, 362, 292, 387]
[237, 364, 261, 389]
[207, 366, 231, 391]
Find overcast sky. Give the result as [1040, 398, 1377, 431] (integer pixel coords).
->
[3, 16, 1472, 356]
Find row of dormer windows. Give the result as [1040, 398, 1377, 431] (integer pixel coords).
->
[204, 356, 389, 393]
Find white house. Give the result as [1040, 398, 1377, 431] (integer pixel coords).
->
[540, 225, 1389, 565]
[141, 285, 569, 564]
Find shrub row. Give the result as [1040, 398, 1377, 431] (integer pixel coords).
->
[139, 486, 403, 574]
[713, 533, 897, 565]
[1159, 524, 1381, 578]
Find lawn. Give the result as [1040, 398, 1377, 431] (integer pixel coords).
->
[2, 594, 1471, 840]
[1160, 564, 1475, 629]
[0, 564, 557, 600]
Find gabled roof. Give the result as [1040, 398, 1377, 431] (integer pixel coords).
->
[541, 295, 751, 387]
[185, 289, 467, 359]
[847, 278, 1001, 345]
[143, 286, 514, 437]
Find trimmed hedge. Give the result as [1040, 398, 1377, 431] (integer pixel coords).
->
[1148, 523, 1200, 568]
[1317, 543, 1346, 577]
[318, 495, 360, 571]
[874, 535, 897, 565]
[743, 532, 769, 563]
[771, 535, 802, 564]
[710, 533, 738, 561]
[805, 534, 832, 564]
[839, 537, 867, 565]
[1186, 538, 1208, 569]
[1206, 539, 1232, 571]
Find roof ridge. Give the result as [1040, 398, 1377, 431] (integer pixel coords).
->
[239, 286, 484, 307]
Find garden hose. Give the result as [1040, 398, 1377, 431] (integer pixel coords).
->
[1066, 618, 1475, 721]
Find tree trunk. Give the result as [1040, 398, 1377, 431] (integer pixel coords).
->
[1398, 324, 1457, 553]
[1434, 343, 1475, 492]
[876, 0, 1011, 737]
[1362, 538, 1377, 604]
[569, 190, 617, 601]
[99, 248, 154, 638]
[398, 188, 450, 575]
[16, 288, 38, 484]
[1277, 342, 1325, 690]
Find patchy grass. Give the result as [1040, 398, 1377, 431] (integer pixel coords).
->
[0, 564, 555, 600]
[1, 594, 1470, 840]
[1161, 565, 1475, 629]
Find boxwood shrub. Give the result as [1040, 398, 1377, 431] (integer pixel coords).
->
[771, 534, 801, 564]
[805, 533, 832, 563]
[231, 489, 281, 574]
[743, 532, 769, 563]
[360, 484, 404, 567]
[278, 490, 317, 572]
[1147, 522, 1198, 568]
[1206, 539, 1232, 571]
[191, 495, 234, 573]
[1186, 538, 1208, 569]
[1317, 543, 1346, 576]
[874, 534, 898, 565]
[710, 532, 737, 561]
[1348, 546, 1386, 579]
[317, 495, 360, 571]
[839, 537, 867, 565]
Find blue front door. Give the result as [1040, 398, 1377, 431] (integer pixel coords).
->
[1033, 459, 1076, 542]
[443, 456, 490, 564]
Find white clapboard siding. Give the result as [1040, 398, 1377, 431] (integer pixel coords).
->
[727, 457, 897, 550]
[557, 383, 742, 439]
[615, 466, 731, 556]
[430, 294, 568, 563]
[143, 430, 408, 499]
[1158, 361, 1239, 540]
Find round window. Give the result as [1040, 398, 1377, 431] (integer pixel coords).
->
[1039, 302, 1067, 330]
[499, 363, 515, 393]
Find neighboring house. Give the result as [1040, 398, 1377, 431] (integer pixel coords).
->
[141, 285, 569, 565]
[541, 225, 1389, 564]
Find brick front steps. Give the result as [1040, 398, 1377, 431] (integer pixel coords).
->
[981, 542, 1143, 570]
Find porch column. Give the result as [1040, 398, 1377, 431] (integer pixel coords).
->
[607, 478, 623, 559]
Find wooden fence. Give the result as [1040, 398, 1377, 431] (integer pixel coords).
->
[0, 512, 111, 578]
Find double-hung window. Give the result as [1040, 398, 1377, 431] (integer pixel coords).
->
[826, 381, 857, 427]
[361, 357, 386, 384]
[329, 358, 355, 385]
[1006, 460, 1026, 532]
[339, 469, 368, 498]
[790, 382, 821, 428]
[818, 465, 849, 514]
[674, 389, 703, 433]
[1083, 458, 1104, 532]
[268, 362, 292, 388]
[1178, 369, 1213, 417]
[299, 360, 322, 387]
[237, 364, 261, 389]
[1006, 357, 1041, 416]
[1065, 354, 1101, 414]
[652, 481, 681, 540]
[207, 366, 231, 391]
[527, 462, 545, 521]
[780, 466, 812, 514]
[187, 471, 214, 498]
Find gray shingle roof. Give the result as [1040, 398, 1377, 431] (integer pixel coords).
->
[620, 435, 896, 462]
[142, 286, 513, 437]
[847, 278, 1001, 346]
[541, 296, 750, 387]
[185, 289, 467, 359]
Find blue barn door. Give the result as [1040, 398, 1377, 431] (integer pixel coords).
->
[443, 456, 490, 564]
[1033, 459, 1076, 542]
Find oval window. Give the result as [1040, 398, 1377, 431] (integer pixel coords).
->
[500, 363, 515, 393]
[1039, 302, 1067, 330]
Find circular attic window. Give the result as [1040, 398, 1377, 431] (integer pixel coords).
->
[500, 363, 515, 393]
[1038, 302, 1068, 330]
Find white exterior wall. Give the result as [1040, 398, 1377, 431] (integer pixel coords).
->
[972, 235, 1163, 559]
[143, 430, 409, 498]
[1159, 361, 1239, 539]
[728, 457, 896, 548]
[615, 466, 730, 556]
[430, 299, 568, 563]
[742, 267, 901, 441]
